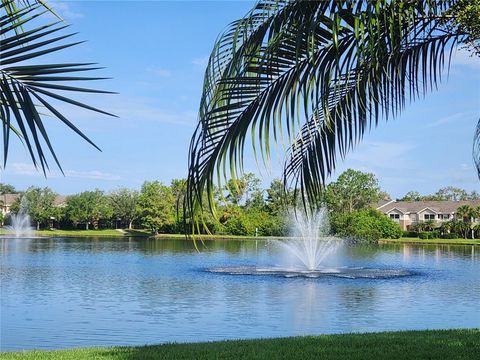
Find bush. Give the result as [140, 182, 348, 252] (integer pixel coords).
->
[402, 231, 418, 238]
[441, 233, 459, 239]
[331, 208, 403, 242]
[419, 231, 440, 239]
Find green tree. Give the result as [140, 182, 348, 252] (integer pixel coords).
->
[109, 188, 139, 229]
[66, 190, 113, 230]
[265, 179, 295, 215]
[399, 191, 424, 201]
[137, 181, 175, 234]
[325, 169, 381, 214]
[434, 186, 469, 201]
[331, 209, 402, 242]
[11, 187, 56, 230]
[455, 204, 474, 239]
[185, 0, 480, 225]
[0, 183, 17, 194]
[170, 179, 187, 231]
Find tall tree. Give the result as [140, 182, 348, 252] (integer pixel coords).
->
[66, 190, 112, 230]
[185, 0, 480, 229]
[137, 181, 175, 234]
[434, 186, 469, 201]
[109, 188, 139, 229]
[0, 183, 16, 194]
[11, 186, 56, 230]
[399, 191, 423, 202]
[455, 204, 474, 239]
[170, 179, 187, 224]
[325, 169, 381, 214]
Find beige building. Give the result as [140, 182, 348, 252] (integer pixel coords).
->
[0, 194, 19, 216]
[376, 200, 480, 230]
[1, 193, 67, 216]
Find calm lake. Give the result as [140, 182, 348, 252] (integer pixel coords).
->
[1, 237, 479, 351]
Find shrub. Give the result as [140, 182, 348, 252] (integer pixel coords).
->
[402, 231, 418, 238]
[331, 208, 403, 242]
[419, 231, 440, 239]
[441, 233, 459, 239]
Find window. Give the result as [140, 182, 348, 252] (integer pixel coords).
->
[389, 214, 400, 220]
[438, 214, 450, 220]
[424, 214, 435, 220]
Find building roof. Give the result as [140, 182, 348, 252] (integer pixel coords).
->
[53, 195, 67, 206]
[375, 199, 395, 209]
[377, 200, 480, 214]
[1, 193, 67, 207]
[0, 193, 19, 205]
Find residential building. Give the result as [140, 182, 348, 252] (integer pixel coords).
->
[1, 193, 67, 216]
[376, 200, 480, 230]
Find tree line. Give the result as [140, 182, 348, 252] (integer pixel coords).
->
[1, 170, 477, 240]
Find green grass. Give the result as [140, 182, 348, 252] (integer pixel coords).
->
[380, 237, 480, 245]
[1, 329, 478, 360]
[154, 233, 285, 241]
[0, 229, 151, 237]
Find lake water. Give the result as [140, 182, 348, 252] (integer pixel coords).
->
[1, 237, 479, 351]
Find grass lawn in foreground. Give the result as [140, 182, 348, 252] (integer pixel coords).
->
[380, 237, 480, 245]
[1, 329, 478, 360]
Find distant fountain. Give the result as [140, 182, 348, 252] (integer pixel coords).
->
[4, 197, 33, 237]
[277, 208, 341, 270]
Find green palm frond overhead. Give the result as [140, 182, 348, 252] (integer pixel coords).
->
[474, 118, 480, 178]
[0, 0, 115, 173]
[186, 0, 478, 228]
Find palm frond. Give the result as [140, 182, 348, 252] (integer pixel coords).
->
[186, 0, 467, 229]
[474, 118, 480, 179]
[0, 1, 115, 173]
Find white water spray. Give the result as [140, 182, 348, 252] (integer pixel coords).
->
[277, 208, 341, 270]
[4, 197, 33, 237]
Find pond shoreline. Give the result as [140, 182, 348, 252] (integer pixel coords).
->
[379, 237, 480, 246]
[1, 329, 478, 359]
[1, 229, 479, 245]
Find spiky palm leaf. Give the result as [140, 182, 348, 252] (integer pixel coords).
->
[474, 118, 480, 178]
[186, 0, 474, 228]
[0, 0, 115, 173]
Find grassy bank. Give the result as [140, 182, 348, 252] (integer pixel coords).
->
[1, 329, 478, 360]
[0, 229, 151, 237]
[0, 229, 283, 240]
[380, 237, 480, 245]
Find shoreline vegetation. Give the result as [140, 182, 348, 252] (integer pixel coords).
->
[1, 329, 478, 360]
[1, 228, 479, 245]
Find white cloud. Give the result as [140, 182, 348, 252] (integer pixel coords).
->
[347, 141, 416, 170]
[425, 111, 472, 128]
[45, 94, 198, 131]
[8, 163, 120, 181]
[49, 1, 84, 19]
[147, 67, 171, 77]
[192, 56, 209, 68]
[451, 48, 480, 69]
[10, 163, 42, 177]
[64, 170, 120, 181]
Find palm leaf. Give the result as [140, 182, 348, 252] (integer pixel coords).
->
[186, 0, 469, 229]
[474, 118, 480, 179]
[0, 1, 115, 172]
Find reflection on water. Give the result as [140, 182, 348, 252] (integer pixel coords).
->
[1, 237, 479, 351]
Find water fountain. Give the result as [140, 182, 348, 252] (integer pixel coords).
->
[4, 197, 34, 237]
[277, 208, 341, 270]
[208, 208, 413, 279]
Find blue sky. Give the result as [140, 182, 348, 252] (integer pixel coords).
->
[1, 0, 479, 198]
